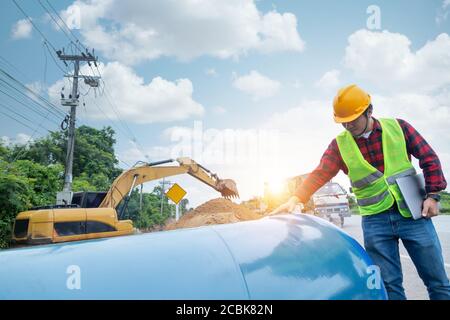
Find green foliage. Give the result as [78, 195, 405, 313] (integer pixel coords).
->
[0, 142, 9, 159]
[0, 160, 62, 248]
[0, 170, 32, 248]
[7, 126, 122, 189]
[72, 172, 111, 192]
[347, 194, 359, 214]
[440, 191, 450, 214]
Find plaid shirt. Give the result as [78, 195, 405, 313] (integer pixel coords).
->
[294, 118, 447, 204]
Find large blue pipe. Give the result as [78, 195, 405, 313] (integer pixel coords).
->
[0, 214, 387, 299]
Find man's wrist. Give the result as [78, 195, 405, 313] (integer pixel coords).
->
[426, 193, 441, 202]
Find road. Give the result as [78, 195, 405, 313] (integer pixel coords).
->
[339, 214, 450, 300]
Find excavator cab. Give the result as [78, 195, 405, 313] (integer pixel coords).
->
[71, 191, 107, 208]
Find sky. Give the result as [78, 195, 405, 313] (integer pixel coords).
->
[1, 0, 449, 207]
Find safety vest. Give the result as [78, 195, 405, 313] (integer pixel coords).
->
[336, 118, 416, 218]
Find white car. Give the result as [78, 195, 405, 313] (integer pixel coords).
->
[313, 182, 351, 227]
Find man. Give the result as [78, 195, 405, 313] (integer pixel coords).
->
[271, 84, 450, 300]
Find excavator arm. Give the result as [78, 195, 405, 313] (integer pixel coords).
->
[99, 157, 239, 209]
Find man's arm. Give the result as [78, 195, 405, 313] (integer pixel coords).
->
[397, 119, 447, 193]
[294, 139, 343, 204]
[398, 119, 446, 218]
[268, 139, 344, 215]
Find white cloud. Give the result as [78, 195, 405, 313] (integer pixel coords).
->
[0, 136, 10, 146]
[48, 61, 204, 124]
[11, 19, 32, 39]
[343, 30, 450, 93]
[15, 133, 33, 145]
[436, 0, 450, 24]
[1, 133, 33, 146]
[372, 91, 450, 183]
[233, 70, 281, 100]
[24, 81, 47, 105]
[263, 99, 343, 178]
[315, 69, 341, 91]
[61, 0, 304, 64]
[26, 82, 45, 95]
[371, 92, 450, 146]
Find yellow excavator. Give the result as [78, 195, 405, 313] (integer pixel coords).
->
[11, 157, 239, 245]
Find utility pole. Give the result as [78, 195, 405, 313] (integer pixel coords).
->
[175, 202, 180, 222]
[159, 179, 173, 216]
[139, 183, 143, 213]
[56, 49, 99, 205]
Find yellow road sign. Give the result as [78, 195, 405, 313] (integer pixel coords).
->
[165, 183, 187, 204]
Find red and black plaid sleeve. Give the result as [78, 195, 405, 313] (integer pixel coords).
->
[294, 139, 342, 204]
[397, 118, 447, 193]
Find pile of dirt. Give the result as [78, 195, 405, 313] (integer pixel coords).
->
[164, 198, 262, 230]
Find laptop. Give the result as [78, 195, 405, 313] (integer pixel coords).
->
[395, 173, 427, 220]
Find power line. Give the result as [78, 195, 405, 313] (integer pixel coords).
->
[0, 100, 51, 129]
[12, 0, 148, 165]
[43, 41, 68, 74]
[8, 118, 50, 164]
[0, 101, 50, 131]
[102, 87, 139, 140]
[11, 0, 69, 74]
[42, 42, 48, 83]
[37, 0, 86, 56]
[0, 66, 67, 117]
[0, 80, 61, 124]
[39, 0, 103, 83]
[0, 77, 64, 123]
[35, 0, 147, 160]
[0, 56, 30, 83]
[0, 109, 49, 135]
[0, 56, 84, 130]
[0, 85, 60, 126]
[11, 0, 58, 52]
[44, 0, 88, 52]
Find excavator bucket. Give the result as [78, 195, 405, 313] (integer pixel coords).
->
[217, 179, 239, 199]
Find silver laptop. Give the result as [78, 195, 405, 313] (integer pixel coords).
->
[395, 173, 427, 220]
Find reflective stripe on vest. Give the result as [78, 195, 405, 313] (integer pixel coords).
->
[357, 189, 390, 206]
[351, 170, 383, 188]
[386, 167, 417, 185]
[336, 118, 415, 217]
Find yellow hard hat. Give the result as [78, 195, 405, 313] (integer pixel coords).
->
[333, 84, 371, 123]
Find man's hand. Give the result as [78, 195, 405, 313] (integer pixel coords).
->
[422, 197, 439, 218]
[267, 196, 300, 216]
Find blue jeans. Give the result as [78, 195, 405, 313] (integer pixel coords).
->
[362, 205, 450, 300]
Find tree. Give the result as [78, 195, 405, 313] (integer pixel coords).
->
[118, 186, 175, 230]
[179, 198, 189, 215]
[0, 168, 32, 248]
[7, 126, 122, 189]
[0, 159, 63, 248]
[440, 191, 450, 214]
